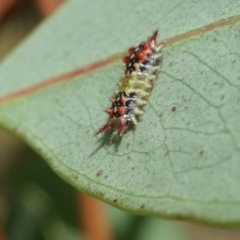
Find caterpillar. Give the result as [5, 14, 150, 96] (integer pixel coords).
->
[96, 30, 163, 143]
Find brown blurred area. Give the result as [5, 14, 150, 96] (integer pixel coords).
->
[0, 1, 240, 240]
[0, 0, 64, 59]
[0, 0, 64, 21]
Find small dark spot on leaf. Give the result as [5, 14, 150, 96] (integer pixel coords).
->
[187, 122, 190, 126]
[184, 106, 188, 110]
[175, 214, 185, 221]
[199, 150, 204, 156]
[72, 174, 78, 180]
[96, 170, 103, 176]
[113, 199, 117, 203]
[104, 175, 108, 178]
[12, 127, 18, 133]
[127, 156, 131, 160]
[221, 95, 225, 101]
[140, 204, 145, 209]
[132, 167, 135, 170]
[172, 106, 177, 112]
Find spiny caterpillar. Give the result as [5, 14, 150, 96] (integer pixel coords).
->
[96, 30, 163, 142]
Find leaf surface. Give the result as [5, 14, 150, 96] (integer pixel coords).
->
[0, 0, 240, 226]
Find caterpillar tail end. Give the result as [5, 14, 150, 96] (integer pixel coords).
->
[95, 121, 111, 135]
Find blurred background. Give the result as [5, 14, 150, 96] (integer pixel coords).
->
[0, 1, 240, 239]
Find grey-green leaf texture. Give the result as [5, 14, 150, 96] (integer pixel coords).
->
[0, 0, 240, 226]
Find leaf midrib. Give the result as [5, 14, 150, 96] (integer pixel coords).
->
[0, 15, 239, 106]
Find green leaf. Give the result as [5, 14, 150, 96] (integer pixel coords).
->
[0, 0, 240, 226]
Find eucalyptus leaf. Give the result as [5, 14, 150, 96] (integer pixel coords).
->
[0, 0, 240, 226]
